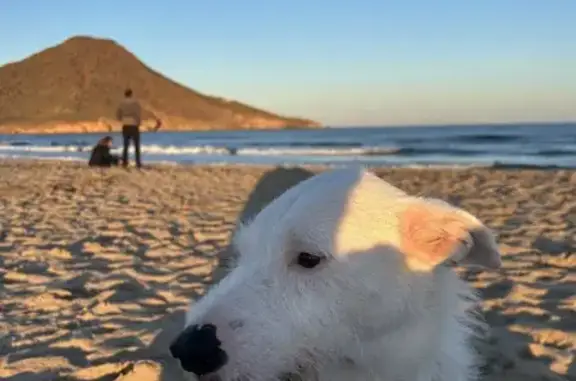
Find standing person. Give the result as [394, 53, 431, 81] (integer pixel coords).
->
[116, 88, 142, 168]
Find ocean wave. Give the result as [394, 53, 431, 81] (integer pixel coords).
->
[235, 146, 400, 156]
[490, 162, 565, 170]
[535, 148, 576, 157]
[0, 144, 92, 153]
[5, 140, 34, 146]
[0, 143, 401, 157]
[447, 134, 523, 143]
[239, 141, 365, 148]
[394, 147, 485, 156]
[3, 142, 572, 159]
[122, 145, 230, 155]
[0, 153, 85, 162]
[0, 144, 230, 155]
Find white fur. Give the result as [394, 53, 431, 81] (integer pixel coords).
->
[183, 167, 500, 381]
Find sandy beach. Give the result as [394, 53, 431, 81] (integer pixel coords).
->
[0, 161, 574, 381]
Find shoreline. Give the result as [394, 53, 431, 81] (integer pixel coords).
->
[0, 157, 575, 172]
[2, 124, 575, 171]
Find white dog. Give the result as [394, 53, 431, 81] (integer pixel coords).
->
[170, 167, 501, 381]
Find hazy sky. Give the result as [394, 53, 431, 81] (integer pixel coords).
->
[1, 0, 575, 126]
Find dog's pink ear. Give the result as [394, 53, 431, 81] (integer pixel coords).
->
[398, 202, 501, 271]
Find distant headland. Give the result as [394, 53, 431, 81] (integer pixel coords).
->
[0, 35, 322, 134]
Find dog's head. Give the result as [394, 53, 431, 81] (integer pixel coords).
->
[171, 167, 501, 380]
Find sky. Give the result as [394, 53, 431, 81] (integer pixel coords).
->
[1, 0, 575, 127]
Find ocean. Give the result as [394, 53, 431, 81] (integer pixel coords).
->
[0, 123, 575, 169]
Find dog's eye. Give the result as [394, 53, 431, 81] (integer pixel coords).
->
[297, 252, 323, 269]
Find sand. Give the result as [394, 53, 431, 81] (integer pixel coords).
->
[0, 161, 574, 381]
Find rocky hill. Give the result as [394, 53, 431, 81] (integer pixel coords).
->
[0, 36, 321, 134]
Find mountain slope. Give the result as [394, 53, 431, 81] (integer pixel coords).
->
[0, 36, 321, 133]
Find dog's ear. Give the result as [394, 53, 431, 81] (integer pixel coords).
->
[398, 200, 501, 271]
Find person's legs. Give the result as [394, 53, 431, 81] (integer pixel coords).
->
[122, 126, 131, 167]
[133, 128, 142, 168]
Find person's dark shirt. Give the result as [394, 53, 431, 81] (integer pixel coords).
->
[88, 144, 117, 167]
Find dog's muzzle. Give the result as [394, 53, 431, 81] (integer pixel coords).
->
[170, 324, 228, 376]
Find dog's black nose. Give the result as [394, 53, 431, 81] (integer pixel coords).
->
[169, 324, 228, 376]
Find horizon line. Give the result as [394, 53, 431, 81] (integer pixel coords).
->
[326, 120, 576, 129]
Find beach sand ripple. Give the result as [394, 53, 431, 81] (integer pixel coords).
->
[0, 162, 574, 380]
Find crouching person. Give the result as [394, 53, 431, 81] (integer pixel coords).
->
[88, 136, 120, 167]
